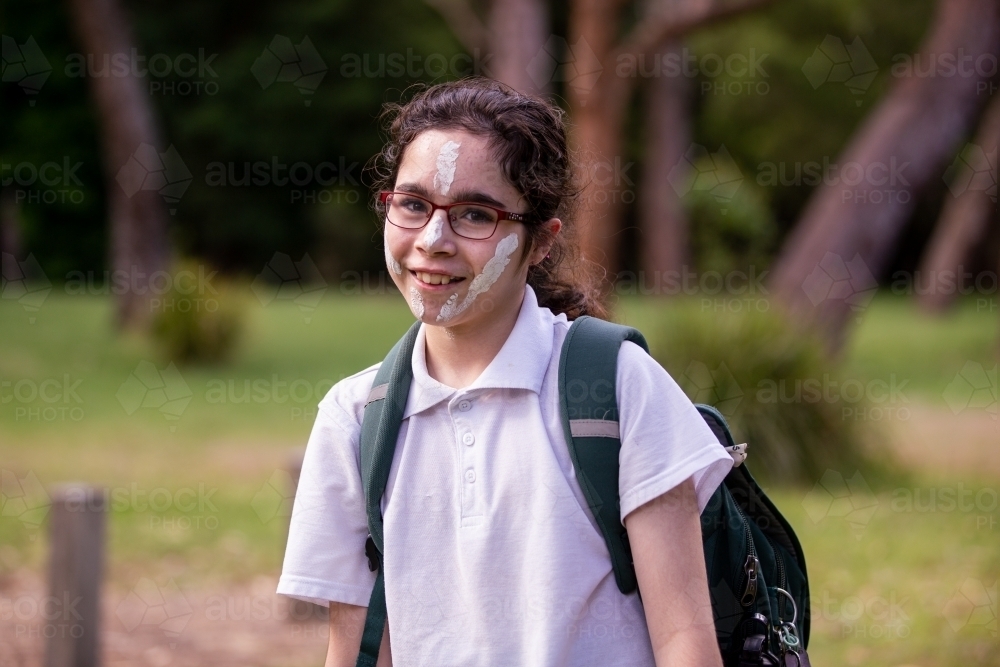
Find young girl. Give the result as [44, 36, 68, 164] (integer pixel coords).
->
[278, 78, 733, 667]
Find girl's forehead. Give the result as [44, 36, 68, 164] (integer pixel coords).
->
[402, 130, 490, 169]
[399, 129, 520, 202]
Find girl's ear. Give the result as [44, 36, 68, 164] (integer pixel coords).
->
[529, 218, 562, 266]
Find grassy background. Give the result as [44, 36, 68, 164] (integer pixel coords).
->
[1, 292, 998, 666]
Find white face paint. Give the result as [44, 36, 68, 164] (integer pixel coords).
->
[432, 140, 461, 195]
[409, 286, 424, 319]
[422, 212, 445, 247]
[384, 239, 402, 276]
[436, 232, 519, 323]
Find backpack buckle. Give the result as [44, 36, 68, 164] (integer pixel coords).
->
[365, 534, 380, 572]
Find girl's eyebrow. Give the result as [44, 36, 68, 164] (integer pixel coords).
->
[396, 182, 509, 209]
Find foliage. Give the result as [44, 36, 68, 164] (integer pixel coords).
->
[684, 172, 777, 275]
[644, 300, 878, 484]
[150, 261, 247, 364]
[3, 0, 944, 284]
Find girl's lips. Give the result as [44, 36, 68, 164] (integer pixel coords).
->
[410, 270, 466, 291]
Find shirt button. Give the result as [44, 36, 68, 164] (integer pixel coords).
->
[465, 469, 476, 483]
[458, 400, 472, 412]
[462, 432, 475, 446]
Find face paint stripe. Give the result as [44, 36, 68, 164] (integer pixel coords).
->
[436, 232, 518, 323]
[409, 286, 424, 319]
[433, 140, 461, 196]
[385, 240, 402, 276]
[423, 213, 445, 246]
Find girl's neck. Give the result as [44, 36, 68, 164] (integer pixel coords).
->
[423, 289, 525, 389]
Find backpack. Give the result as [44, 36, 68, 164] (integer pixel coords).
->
[354, 316, 811, 667]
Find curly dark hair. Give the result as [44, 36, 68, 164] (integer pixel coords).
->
[369, 77, 608, 320]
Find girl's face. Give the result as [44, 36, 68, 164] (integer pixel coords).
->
[384, 129, 550, 330]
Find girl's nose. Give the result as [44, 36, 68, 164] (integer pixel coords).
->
[416, 209, 453, 253]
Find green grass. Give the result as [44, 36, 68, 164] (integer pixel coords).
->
[2, 291, 998, 666]
[617, 292, 999, 403]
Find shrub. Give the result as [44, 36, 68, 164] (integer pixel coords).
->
[646, 300, 877, 484]
[150, 262, 246, 364]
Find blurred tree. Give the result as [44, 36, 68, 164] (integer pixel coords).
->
[66, 0, 171, 329]
[638, 39, 692, 280]
[917, 93, 1000, 312]
[567, 0, 776, 275]
[425, 0, 551, 96]
[769, 0, 1000, 351]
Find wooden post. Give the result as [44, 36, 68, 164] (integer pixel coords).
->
[285, 450, 329, 623]
[45, 485, 105, 667]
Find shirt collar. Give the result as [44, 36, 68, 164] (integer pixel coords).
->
[403, 284, 555, 419]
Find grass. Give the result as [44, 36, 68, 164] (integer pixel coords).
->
[1, 290, 998, 666]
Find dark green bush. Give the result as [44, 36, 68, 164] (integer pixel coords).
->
[150, 262, 246, 365]
[647, 300, 877, 484]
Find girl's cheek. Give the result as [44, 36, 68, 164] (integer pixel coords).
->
[384, 235, 404, 278]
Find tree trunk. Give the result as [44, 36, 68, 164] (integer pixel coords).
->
[567, 0, 633, 275]
[769, 0, 1000, 351]
[487, 0, 550, 96]
[568, 0, 775, 279]
[918, 91, 1000, 311]
[66, 0, 170, 330]
[0, 188, 23, 261]
[639, 40, 692, 287]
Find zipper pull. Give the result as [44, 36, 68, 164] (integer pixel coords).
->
[741, 555, 759, 606]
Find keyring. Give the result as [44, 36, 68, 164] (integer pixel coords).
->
[774, 587, 797, 628]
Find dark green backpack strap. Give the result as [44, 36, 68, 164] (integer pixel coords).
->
[558, 315, 648, 595]
[356, 320, 420, 667]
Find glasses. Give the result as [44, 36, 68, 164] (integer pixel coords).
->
[378, 190, 527, 240]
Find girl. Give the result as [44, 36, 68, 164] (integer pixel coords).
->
[278, 78, 733, 667]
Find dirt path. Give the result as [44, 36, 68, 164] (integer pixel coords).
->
[886, 401, 1000, 479]
[0, 569, 329, 667]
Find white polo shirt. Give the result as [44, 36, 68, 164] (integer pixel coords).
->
[278, 285, 733, 666]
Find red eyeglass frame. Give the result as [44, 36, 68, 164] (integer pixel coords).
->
[378, 191, 527, 239]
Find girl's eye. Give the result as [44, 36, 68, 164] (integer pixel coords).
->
[455, 205, 496, 224]
[399, 197, 428, 213]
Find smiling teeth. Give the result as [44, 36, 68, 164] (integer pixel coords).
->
[417, 272, 454, 285]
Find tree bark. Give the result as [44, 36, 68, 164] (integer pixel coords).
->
[66, 0, 170, 329]
[0, 188, 23, 261]
[425, 0, 550, 96]
[639, 40, 692, 287]
[568, 0, 776, 277]
[769, 0, 1000, 351]
[568, 0, 639, 275]
[487, 0, 551, 96]
[918, 91, 1000, 311]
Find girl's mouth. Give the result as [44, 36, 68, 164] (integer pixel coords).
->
[411, 270, 466, 289]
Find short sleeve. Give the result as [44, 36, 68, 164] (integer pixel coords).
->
[616, 341, 733, 522]
[276, 402, 376, 607]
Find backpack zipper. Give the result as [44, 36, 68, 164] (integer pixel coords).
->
[734, 503, 759, 607]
